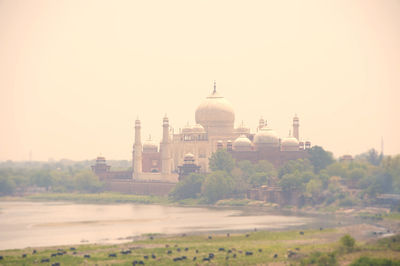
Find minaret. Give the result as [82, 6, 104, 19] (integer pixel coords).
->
[258, 117, 265, 130]
[161, 115, 171, 175]
[133, 118, 142, 178]
[293, 114, 299, 140]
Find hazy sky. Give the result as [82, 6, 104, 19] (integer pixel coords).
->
[1, 0, 399, 161]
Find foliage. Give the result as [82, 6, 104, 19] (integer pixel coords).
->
[308, 146, 334, 173]
[201, 170, 233, 203]
[169, 173, 205, 200]
[300, 251, 338, 266]
[350, 256, 400, 266]
[340, 234, 355, 252]
[208, 149, 235, 173]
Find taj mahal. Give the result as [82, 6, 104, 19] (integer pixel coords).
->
[92, 83, 311, 187]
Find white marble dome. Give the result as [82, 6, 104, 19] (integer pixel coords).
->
[195, 89, 235, 131]
[281, 136, 299, 151]
[233, 135, 252, 151]
[253, 127, 280, 147]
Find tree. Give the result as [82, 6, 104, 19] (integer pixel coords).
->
[169, 173, 205, 200]
[0, 175, 16, 195]
[340, 234, 355, 252]
[74, 170, 104, 192]
[209, 149, 235, 173]
[201, 171, 233, 203]
[278, 159, 313, 178]
[308, 146, 334, 173]
[279, 172, 305, 192]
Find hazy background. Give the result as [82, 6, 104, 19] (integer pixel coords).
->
[1, 0, 399, 161]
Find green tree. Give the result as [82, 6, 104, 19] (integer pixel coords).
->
[279, 172, 305, 192]
[201, 171, 233, 203]
[74, 170, 104, 192]
[340, 234, 355, 252]
[0, 175, 16, 195]
[308, 146, 334, 173]
[209, 149, 235, 173]
[278, 159, 313, 178]
[169, 173, 205, 200]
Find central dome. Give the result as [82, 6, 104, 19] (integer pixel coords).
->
[195, 85, 235, 135]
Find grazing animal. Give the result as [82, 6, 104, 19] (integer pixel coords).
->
[184, 247, 188, 251]
[32, 250, 37, 254]
[182, 256, 187, 260]
[299, 231, 304, 235]
[52, 263, 60, 266]
[150, 236, 154, 240]
[57, 252, 63, 256]
[132, 260, 138, 265]
[22, 254, 27, 258]
[143, 255, 148, 259]
[258, 249, 262, 252]
[84, 254, 90, 258]
[193, 256, 196, 261]
[109, 253, 117, 258]
[70, 247, 76, 251]
[151, 254, 156, 259]
[167, 250, 172, 254]
[165, 244, 169, 248]
[245, 251, 253, 256]
[177, 248, 181, 252]
[320, 227, 323, 231]
[51, 253, 58, 257]
[174, 244, 178, 247]
[232, 248, 236, 251]
[173, 257, 182, 262]
[273, 254, 278, 258]
[203, 257, 210, 261]
[254, 228, 257, 231]
[295, 247, 300, 251]
[227, 233, 230, 237]
[138, 261, 144, 265]
[73, 252, 77, 255]
[218, 248, 225, 251]
[226, 256, 229, 260]
[245, 234, 250, 237]
[238, 250, 243, 254]
[182, 233, 186, 237]
[208, 253, 214, 259]
[208, 236, 212, 240]
[195, 249, 199, 254]
[0, 256, 3, 260]
[233, 253, 236, 258]
[41, 258, 50, 263]
[287, 250, 297, 258]
[228, 249, 232, 253]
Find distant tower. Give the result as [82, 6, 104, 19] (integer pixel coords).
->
[258, 117, 265, 130]
[293, 114, 299, 140]
[133, 118, 142, 178]
[161, 115, 172, 175]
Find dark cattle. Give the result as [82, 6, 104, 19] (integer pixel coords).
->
[208, 253, 214, 259]
[51, 253, 58, 257]
[138, 261, 144, 265]
[273, 254, 278, 258]
[320, 227, 323, 231]
[203, 257, 210, 261]
[295, 247, 300, 251]
[193, 256, 196, 261]
[143, 255, 149, 259]
[226, 256, 229, 260]
[174, 244, 178, 247]
[245, 251, 253, 256]
[238, 250, 243, 254]
[165, 244, 169, 248]
[150, 236, 154, 240]
[132, 260, 138, 265]
[151, 254, 156, 259]
[84, 254, 90, 258]
[232, 248, 236, 251]
[258, 249, 262, 252]
[254, 228, 257, 231]
[299, 231, 304, 235]
[33, 250, 37, 254]
[182, 233, 186, 237]
[287, 250, 297, 258]
[109, 253, 117, 257]
[73, 252, 77, 255]
[182, 256, 187, 260]
[22, 254, 27, 258]
[245, 234, 250, 237]
[195, 249, 199, 254]
[228, 249, 232, 253]
[0, 256, 3, 260]
[57, 252, 64, 256]
[184, 247, 188, 251]
[227, 233, 230, 237]
[208, 236, 212, 240]
[233, 254, 237, 258]
[70, 247, 76, 251]
[52, 263, 60, 266]
[41, 258, 50, 263]
[173, 257, 182, 262]
[167, 250, 172, 254]
[176, 248, 181, 252]
[218, 248, 225, 251]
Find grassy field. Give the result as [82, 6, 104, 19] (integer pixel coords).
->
[1, 227, 400, 265]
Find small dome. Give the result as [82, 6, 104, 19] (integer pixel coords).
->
[184, 152, 195, 160]
[253, 127, 279, 147]
[281, 136, 299, 151]
[233, 135, 252, 151]
[182, 124, 193, 134]
[143, 137, 158, 152]
[191, 124, 205, 133]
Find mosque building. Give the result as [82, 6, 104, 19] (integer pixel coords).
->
[126, 82, 311, 183]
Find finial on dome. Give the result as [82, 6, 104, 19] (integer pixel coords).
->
[213, 81, 216, 94]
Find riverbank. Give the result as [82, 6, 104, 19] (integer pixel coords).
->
[0, 225, 399, 265]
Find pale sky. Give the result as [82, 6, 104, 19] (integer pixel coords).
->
[1, 0, 399, 161]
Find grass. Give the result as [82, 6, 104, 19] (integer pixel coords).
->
[2, 228, 399, 265]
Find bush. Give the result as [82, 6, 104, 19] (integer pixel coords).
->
[300, 251, 337, 266]
[340, 234, 355, 252]
[350, 256, 400, 266]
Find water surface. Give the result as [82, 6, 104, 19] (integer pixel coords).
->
[0, 201, 311, 250]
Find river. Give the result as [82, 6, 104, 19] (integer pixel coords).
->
[0, 201, 314, 250]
